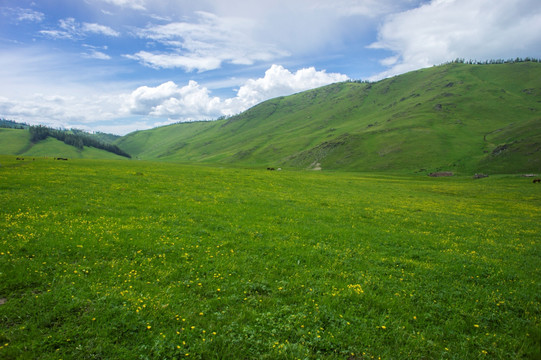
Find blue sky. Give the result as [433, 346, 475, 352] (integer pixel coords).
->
[1, 0, 540, 135]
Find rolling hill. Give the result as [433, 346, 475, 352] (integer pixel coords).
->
[116, 61, 541, 174]
[0, 128, 128, 160]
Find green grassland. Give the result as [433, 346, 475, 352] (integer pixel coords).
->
[0, 129, 31, 155]
[0, 128, 127, 160]
[116, 62, 541, 174]
[1, 156, 539, 359]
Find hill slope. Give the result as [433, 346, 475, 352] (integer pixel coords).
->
[117, 62, 541, 174]
[0, 128, 127, 160]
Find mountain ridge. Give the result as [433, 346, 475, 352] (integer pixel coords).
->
[116, 61, 541, 174]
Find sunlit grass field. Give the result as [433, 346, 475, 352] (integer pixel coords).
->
[0, 156, 539, 359]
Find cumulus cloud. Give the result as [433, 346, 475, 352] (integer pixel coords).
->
[124, 65, 349, 121]
[124, 80, 221, 118]
[370, 0, 541, 79]
[126, 11, 288, 71]
[226, 65, 350, 111]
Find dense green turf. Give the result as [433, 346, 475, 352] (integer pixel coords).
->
[1, 156, 539, 359]
[117, 62, 541, 174]
[0, 129, 31, 155]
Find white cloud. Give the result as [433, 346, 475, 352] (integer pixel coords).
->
[310, 0, 409, 17]
[83, 50, 112, 60]
[58, 17, 77, 34]
[81, 45, 111, 60]
[16, 8, 44, 22]
[127, 11, 288, 71]
[226, 65, 350, 111]
[39, 29, 73, 40]
[369, 0, 541, 79]
[124, 51, 221, 72]
[199, 0, 419, 57]
[40, 18, 120, 40]
[95, 0, 146, 11]
[82, 23, 120, 37]
[1, 7, 45, 22]
[124, 80, 221, 118]
[124, 65, 349, 121]
[123, 80, 224, 120]
[0, 92, 123, 126]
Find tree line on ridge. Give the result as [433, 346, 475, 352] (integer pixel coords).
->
[28, 125, 131, 158]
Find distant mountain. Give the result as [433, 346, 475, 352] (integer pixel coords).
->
[116, 61, 541, 174]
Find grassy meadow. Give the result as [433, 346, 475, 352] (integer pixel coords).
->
[0, 156, 539, 359]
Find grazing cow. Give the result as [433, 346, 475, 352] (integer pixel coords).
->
[55, 157, 68, 161]
[429, 171, 453, 177]
[16, 157, 24, 160]
[267, 167, 275, 171]
[533, 178, 541, 183]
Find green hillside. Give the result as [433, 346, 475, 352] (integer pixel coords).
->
[117, 62, 541, 174]
[0, 128, 126, 160]
[0, 128, 31, 154]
